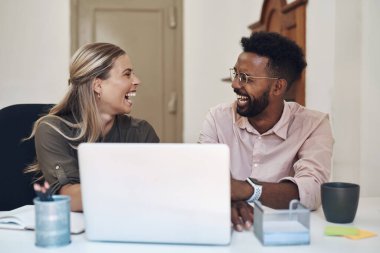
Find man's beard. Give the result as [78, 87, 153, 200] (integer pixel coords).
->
[235, 88, 270, 117]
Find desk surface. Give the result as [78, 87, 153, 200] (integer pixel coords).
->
[1, 197, 379, 253]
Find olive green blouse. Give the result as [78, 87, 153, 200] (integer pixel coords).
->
[34, 114, 159, 194]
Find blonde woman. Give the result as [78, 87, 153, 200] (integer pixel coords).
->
[27, 43, 159, 211]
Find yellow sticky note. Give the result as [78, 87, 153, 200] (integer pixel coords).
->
[345, 229, 377, 240]
[324, 226, 359, 236]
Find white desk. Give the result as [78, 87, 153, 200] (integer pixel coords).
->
[1, 197, 379, 253]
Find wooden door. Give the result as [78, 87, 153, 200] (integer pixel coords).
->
[71, 0, 183, 142]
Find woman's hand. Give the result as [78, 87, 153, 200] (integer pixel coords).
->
[59, 184, 83, 212]
[33, 181, 53, 201]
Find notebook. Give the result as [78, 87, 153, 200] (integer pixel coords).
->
[0, 205, 85, 234]
[78, 143, 231, 245]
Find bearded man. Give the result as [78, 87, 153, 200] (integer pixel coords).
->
[199, 32, 334, 232]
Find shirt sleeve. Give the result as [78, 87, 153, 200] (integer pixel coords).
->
[279, 115, 334, 210]
[34, 120, 80, 194]
[198, 110, 219, 143]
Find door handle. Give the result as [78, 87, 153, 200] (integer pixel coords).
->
[168, 92, 177, 114]
[168, 6, 176, 29]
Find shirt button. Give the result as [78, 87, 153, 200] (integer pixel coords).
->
[55, 165, 60, 170]
[253, 163, 258, 168]
[258, 136, 262, 140]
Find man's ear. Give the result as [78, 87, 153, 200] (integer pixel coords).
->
[92, 78, 102, 94]
[272, 79, 288, 96]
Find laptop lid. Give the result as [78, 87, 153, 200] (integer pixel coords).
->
[78, 143, 231, 245]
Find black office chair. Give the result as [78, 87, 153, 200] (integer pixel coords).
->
[0, 104, 53, 211]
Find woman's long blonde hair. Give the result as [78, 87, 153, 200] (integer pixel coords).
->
[25, 42, 126, 174]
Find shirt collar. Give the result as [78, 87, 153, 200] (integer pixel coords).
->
[233, 101, 290, 139]
[270, 102, 290, 140]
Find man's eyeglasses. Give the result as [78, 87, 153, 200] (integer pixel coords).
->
[229, 68, 279, 86]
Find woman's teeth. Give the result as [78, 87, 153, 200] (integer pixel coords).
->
[125, 92, 136, 105]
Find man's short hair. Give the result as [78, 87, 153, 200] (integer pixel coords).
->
[241, 32, 307, 89]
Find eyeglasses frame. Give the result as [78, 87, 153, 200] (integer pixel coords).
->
[229, 68, 279, 86]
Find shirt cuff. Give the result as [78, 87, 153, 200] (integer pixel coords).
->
[278, 176, 321, 210]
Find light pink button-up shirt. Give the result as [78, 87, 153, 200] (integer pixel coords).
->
[199, 101, 334, 210]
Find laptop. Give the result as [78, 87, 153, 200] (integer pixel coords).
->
[78, 143, 231, 245]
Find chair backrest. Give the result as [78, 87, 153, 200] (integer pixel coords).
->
[0, 104, 53, 211]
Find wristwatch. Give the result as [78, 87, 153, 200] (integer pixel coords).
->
[246, 178, 263, 203]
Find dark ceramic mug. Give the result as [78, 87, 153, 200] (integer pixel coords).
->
[321, 182, 360, 223]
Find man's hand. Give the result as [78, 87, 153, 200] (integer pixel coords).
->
[231, 200, 253, 232]
[231, 178, 254, 201]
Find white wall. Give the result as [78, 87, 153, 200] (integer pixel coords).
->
[306, 0, 335, 114]
[331, 0, 362, 184]
[0, 0, 70, 109]
[307, 0, 380, 197]
[1, 0, 379, 196]
[360, 0, 380, 196]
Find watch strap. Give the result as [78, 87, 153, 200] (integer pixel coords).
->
[246, 178, 263, 203]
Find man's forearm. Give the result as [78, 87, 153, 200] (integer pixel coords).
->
[260, 181, 299, 209]
[231, 179, 299, 209]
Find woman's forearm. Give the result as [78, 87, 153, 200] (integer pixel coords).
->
[59, 184, 83, 212]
